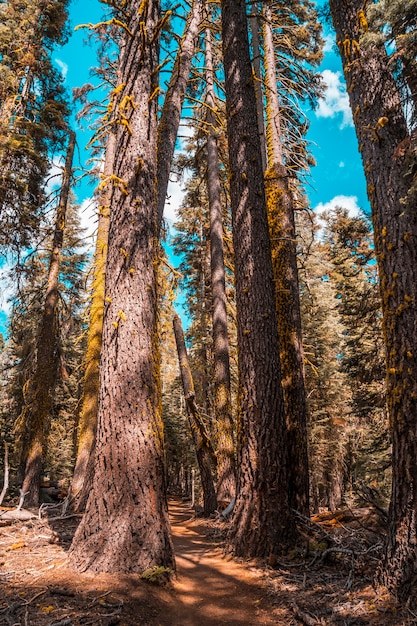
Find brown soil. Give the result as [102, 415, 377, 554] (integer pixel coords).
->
[0, 499, 414, 625]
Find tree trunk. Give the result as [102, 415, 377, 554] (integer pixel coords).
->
[20, 130, 75, 507]
[173, 314, 217, 516]
[221, 0, 295, 559]
[156, 0, 204, 229]
[205, 23, 236, 503]
[68, 131, 116, 513]
[329, 0, 417, 603]
[69, 0, 174, 574]
[248, 2, 267, 172]
[262, 0, 310, 517]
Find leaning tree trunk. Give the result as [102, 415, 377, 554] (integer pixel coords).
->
[329, 0, 417, 603]
[262, 0, 310, 517]
[20, 130, 76, 507]
[205, 23, 236, 503]
[221, 0, 295, 559]
[173, 314, 217, 516]
[69, 0, 174, 574]
[68, 131, 116, 513]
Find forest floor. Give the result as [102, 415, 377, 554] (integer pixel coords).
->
[0, 498, 415, 625]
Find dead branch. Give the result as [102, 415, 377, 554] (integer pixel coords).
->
[291, 601, 326, 625]
[0, 508, 36, 521]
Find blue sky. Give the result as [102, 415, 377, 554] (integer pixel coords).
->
[0, 0, 369, 338]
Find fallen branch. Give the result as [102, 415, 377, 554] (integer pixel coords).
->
[291, 601, 326, 625]
[0, 508, 36, 521]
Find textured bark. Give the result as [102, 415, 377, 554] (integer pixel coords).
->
[249, 2, 267, 172]
[69, 0, 174, 574]
[21, 130, 75, 507]
[330, 0, 417, 603]
[173, 314, 217, 516]
[156, 0, 204, 228]
[262, 0, 310, 517]
[68, 132, 116, 513]
[205, 24, 236, 502]
[221, 0, 294, 559]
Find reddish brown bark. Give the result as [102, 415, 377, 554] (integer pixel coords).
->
[262, 0, 310, 517]
[205, 23, 236, 503]
[69, 0, 174, 574]
[221, 0, 295, 559]
[330, 0, 417, 603]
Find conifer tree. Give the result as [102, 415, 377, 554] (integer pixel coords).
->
[205, 20, 236, 502]
[0, 0, 70, 253]
[3, 198, 88, 491]
[322, 208, 389, 500]
[297, 214, 352, 510]
[330, 0, 417, 600]
[69, 0, 175, 574]
[221, 0, 294, 558]
[18, 131, 75, 506]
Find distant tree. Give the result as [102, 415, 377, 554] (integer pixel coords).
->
[330, 0, 417, 601]
[173, 313, 217, 515]
[323, 208, 389, 498]
[16, 132, 75, 506]
[0, 0, 70, 253]
[205, 20, 236, 502]
[3, 196, 88, 490]
[298, 214, 352, 511]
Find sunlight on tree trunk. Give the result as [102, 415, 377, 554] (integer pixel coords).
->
[221, 0, 295, 559]
[69, 0, 174, 574]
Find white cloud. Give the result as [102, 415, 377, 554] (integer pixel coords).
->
[314, 194, 361, 219]
[316, 69, 353, 128]
[313, 195, 361, 240]
[339, 161, 345, 168]
[55, 58, 69, 79]
[323, 33, 336, 54]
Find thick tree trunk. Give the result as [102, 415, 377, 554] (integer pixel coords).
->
[330, 0, 417, 603]
[173, 314, 217, 516]
[221, 0, 295, 559]
[69, 0, 174, 574]
[20, 131, 76, 507]
[68, 132, 116, 513]
[262, 0, 310, 517]
[156, 0, 204, 228]
[205, 24, 236, 503]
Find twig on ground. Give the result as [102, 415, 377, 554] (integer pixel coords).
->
[291, 601, 326, 625]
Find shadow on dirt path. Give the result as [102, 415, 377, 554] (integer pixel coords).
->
[168, 498, 285, 625]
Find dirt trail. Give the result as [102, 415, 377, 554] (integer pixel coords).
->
[167, 499, 285, 625]
[0, 499, 288, 625]
[1, 499, 406, 624]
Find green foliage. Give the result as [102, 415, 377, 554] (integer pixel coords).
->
[140, 565, 174, 584]
[0, 0, 71, 253]
[322, 207, 390, 500]
[1, 201, 88, 486]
